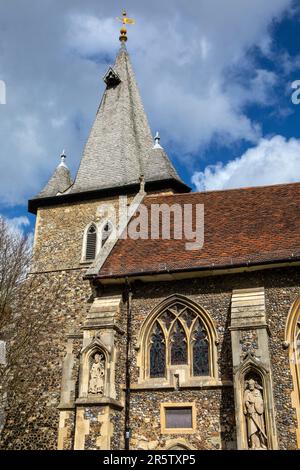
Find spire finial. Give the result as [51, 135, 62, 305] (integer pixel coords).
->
[59, 149, 67, 167]
[117, 10, 135, 43]
[153, 131, 163, 149]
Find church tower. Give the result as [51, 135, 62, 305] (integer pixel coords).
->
[29, 24, 189, 274]
[24, 15, 189, 450]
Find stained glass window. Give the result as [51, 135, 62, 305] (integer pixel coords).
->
[147, 300, 213, 380]
[181, 309, 196, 329]
[161, 310, 175, 330]
[192, 319, 209, 376]
[170, 321, 187, 365]
[150, 323, 166, 378]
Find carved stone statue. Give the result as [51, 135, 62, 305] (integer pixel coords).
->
[89, 353, 105, 395]
[243, 379, 267, 449]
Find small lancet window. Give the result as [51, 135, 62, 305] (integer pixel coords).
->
[192, 319, 209, 376]
[150, 323, 166, 378]
[86, 224, 97, 261]
[101, 222, 113, 248]
[170, 321, 187, 365]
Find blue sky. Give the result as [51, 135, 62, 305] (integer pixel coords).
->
[0, 0, 299, 235]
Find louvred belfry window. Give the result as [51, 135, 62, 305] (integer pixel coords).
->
[101, 222, 113, 248]
[86, 225, 97, 261]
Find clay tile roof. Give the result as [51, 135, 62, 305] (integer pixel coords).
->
[97, 182, 300, 279]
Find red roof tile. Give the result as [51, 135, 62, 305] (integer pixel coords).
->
[97, 183, 300, 279]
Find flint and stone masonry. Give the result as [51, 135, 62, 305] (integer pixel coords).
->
[1, 38, 299, 450]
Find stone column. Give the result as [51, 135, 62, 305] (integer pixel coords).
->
[230, 287, 278, 450]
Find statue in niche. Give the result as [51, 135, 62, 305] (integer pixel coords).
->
[243, 378, 267, 449]
[89, 352, 105, 395]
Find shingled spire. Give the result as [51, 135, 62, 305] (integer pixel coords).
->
[37, 151, 73, 198]
[70, 44, 183, 194]
[29, 40, 189, 214]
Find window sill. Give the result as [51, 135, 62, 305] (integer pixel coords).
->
[79, 260, 94, 266]
[128, 378, 232, 391]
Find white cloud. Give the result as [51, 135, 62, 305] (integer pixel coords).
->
[67, 14, 116, 58]
[0, 0, 296, 206]
[192, 135, 300, 191]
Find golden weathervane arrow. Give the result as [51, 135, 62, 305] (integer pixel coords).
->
[117, 10, 135, 43]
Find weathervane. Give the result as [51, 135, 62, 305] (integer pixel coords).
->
[117, 10, 135, 43]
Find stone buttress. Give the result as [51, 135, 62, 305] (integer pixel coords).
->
[57, 294, 125, 450]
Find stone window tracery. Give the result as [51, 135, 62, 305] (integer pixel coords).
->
[82, 220, 114, 263]
[145, 297, 217, 381]
[170, 321, 188, 365]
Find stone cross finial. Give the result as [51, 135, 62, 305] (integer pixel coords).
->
[117, 11, 135, 43]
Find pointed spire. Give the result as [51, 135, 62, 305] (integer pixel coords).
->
[37, 151, 73, 198]
[70, 46, 185, 195]
[31, 36, 190, 212]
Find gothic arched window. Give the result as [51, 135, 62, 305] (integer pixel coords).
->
[145, 296, 218, 381]
[85, 224, 97, 261]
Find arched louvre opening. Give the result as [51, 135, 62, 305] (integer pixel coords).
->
[149, 323, 166, 378]
[101, 222, 113, 248]
[86, 225, 97, 261]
